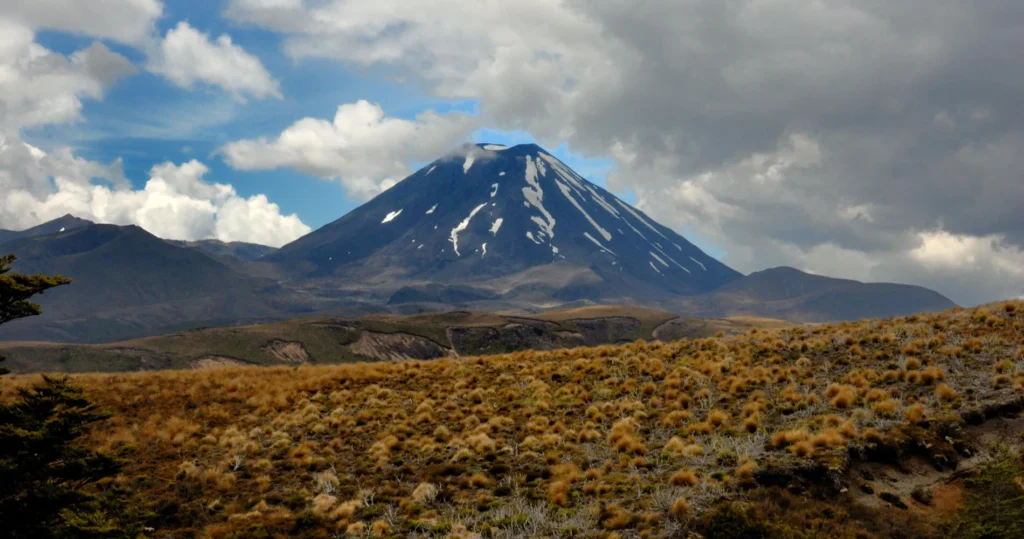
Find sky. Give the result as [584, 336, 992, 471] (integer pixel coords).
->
[0, 1, 1022, 306]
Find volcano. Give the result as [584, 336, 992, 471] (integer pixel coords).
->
[271, 143, 742, 304]
[0, 144, 958, 343]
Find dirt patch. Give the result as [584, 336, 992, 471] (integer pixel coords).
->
[930, 483, 964, 514]
[347, 331, 452, 362]
[190, 356, 247, 370]
[849, 415, 1024, 514]
[262, 340, 310, 364]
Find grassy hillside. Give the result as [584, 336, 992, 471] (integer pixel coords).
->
[2, 302, 1023, 537]
[0, 306, 783, 373]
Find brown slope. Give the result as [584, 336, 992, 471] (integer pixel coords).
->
[0, 306, 790, 373]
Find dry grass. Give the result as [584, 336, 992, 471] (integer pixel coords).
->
[3, 300, 1023, 536]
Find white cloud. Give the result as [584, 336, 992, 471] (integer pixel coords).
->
[0, 136, 310, 247]
[910, 231, 1024, 276]
[881, 231, 1024, 307]
[150, 21, 281, 100]
[223, 0, 1024, 305]
[0, 0, 162, 45]
[0, 19, 136, 131]
[0, 5, 305, 249]
[219, 100, 476, 200]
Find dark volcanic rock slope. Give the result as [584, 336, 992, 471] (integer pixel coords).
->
[272, 143, 741, 301]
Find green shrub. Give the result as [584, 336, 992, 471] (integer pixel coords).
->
[947, 448, 1024, 539]
[701, 503, 768, 539]
[0, 376, 144, 537]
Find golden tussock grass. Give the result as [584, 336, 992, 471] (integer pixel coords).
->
[670, 469, 699, 486]
[2, 300, 1021, 536]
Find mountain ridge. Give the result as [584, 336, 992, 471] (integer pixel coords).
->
[0, 143, 958, 343]
[672, 265, 956, 322]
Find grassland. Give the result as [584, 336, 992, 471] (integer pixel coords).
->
[2, 302, 1023, 537]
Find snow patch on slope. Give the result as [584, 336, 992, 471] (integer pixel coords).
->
[690, 256, 707, 271]
[649, 261, 663, 275]
[586, 185, 621, 219]
[427, 166, 436, 175]
[425, 204, 437, 215]
[490, 183, 499, 197]
[381, 209, 403, 223]
[651, 243, 692, 273]
[615, 198, 668, 240]
[489, 218, 503, 235]
[522, 155, 556, 240]
[463, 154, 475, 174]
[650, 252, 669, 267]
[449, 203, 488, 256]
[584, 232, 616, 256]
[540, 153, 586, 195]
[557, 180, 612, 241]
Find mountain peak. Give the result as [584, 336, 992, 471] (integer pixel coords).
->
[460, 142, 550, 156]
[504, 142, 547, 153]
[0, 214, 94, 245]
[273, 142, 742, 302]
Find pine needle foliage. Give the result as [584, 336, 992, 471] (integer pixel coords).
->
[0, 376, 136, 538]
[0, 254, 141, 537]
[0, 254, 71, 375]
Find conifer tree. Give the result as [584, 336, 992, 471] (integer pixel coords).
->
[0, 377, 126, 537]
[0, 254, 71, 374]
[0, 253, 142, 536]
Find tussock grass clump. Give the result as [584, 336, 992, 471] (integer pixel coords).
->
[670, 469, 699, 486]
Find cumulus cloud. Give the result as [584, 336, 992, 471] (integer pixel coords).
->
[226, 0, 1024, 305]
[0, 135, 310, 247]
[150, 21, 281, 100]
[0, 0, 161, 45]
[219, 100, 476, 200]
[0, 6, 305, 248]
[0, 19, 136, 131]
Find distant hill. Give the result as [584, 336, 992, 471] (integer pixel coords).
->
[0, 305, 792, 373]
[672, 266, 957, 322]
[0, 222, 288, 342]
[167, 239, 278, 261]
